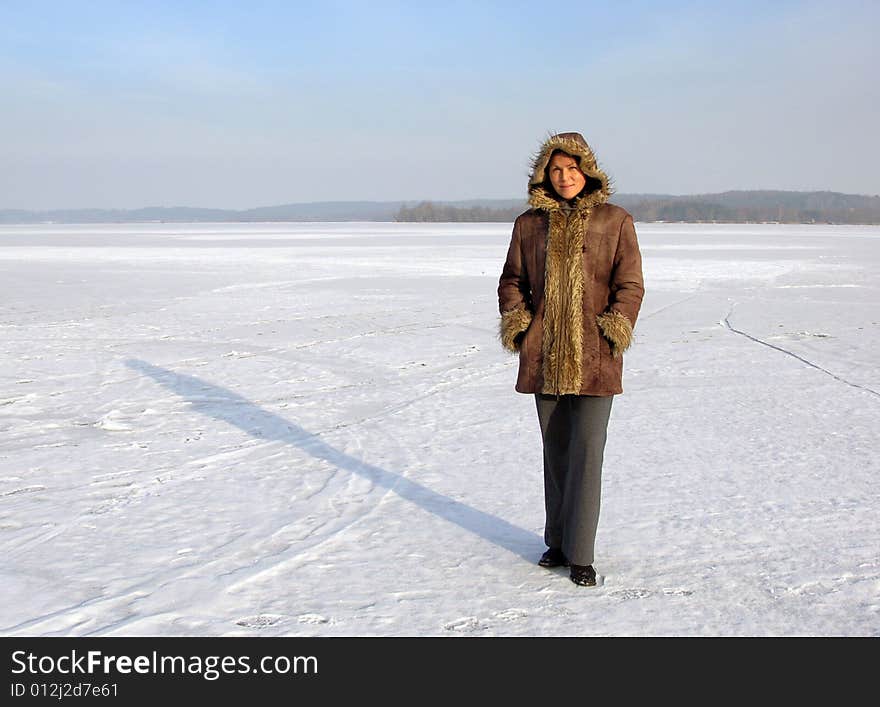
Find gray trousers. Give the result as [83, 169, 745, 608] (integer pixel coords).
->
[535, 393, 614, 566]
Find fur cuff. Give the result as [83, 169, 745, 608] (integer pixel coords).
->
[597, 310, 633, 358]
[499, 305, 533, 352]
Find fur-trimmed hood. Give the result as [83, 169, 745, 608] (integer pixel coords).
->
[527, 132, 613, 214]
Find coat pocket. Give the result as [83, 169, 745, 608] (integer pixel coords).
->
[519, 316, 541, 379]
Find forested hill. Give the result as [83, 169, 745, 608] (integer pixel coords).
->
[396, 191, 880, 224]
[2, 191, 879, 224]
[615, 191, 880, 224]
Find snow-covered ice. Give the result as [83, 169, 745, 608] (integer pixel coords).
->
[1, 221, 877, 636]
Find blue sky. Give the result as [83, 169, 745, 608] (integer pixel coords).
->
[1, 1, 877, 209]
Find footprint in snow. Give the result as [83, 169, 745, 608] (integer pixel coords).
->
[93, 410, 133, 432]
[235, 614, 286, 628]
[608, 588, 653, 600]
[297, 613, 330, 625]
[443, 617, 486, 633]
[492, 608, 527, 622]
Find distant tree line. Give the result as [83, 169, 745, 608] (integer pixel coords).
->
[395, 201, 523, 222]
[395, 192, 880, 224]
[626, 200, 880, 225]
[4, 191, 879, 225]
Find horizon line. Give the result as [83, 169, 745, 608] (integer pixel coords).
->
[3, 188, 879, 214]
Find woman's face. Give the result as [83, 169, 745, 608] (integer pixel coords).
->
[547, 152, 586, 200]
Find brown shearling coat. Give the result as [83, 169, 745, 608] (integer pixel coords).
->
[497, 132, 645, 396]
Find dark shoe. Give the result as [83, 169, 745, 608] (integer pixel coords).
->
[569, 564, 597, 586]
[538, 547, 570, 568]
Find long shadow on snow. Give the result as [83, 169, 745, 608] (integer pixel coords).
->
[126, 358, 540, 564]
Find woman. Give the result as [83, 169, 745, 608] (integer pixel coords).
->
[497, 132, 644, 586]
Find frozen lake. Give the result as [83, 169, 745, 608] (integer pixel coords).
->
[1, 221, 878, 636]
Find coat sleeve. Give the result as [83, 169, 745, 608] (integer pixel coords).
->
[497, 216, 533, 352]
[597, 214, 645, 358]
